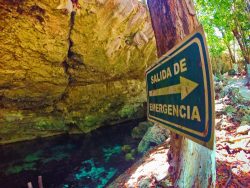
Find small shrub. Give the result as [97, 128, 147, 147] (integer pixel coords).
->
[118, 104, 139, 118]
[125, 153, 135, 161]
[122, 145, 131, 153]
[84, 115, 101, 127]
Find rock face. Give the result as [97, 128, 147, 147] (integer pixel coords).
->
[138, 123, 169, 153]
[0, 0, 156, 144]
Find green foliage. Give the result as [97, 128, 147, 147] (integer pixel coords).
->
[131, 121, 153, 139]
[195, 0, 228, 56]
[242, 114, 250, 122]
[195, 0, 250, 69]
[84, 115, 102, 127]
[122, 145, 132, 153]
[225, 105, 237, 115]
[35, 117, 67, 131]
[122, 144, 137, 161]
[118, 104, 139, 118]
[125, 153, 135, 161]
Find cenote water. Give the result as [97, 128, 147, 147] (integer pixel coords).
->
[0, 120, 143, 188]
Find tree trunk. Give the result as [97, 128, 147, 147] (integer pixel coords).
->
[220, 30, 236, 69]
[147, 0, 216, 187]
[225, 42, 235, 69]
[232, 28, 250, 64]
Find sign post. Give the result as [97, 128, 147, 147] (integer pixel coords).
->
[146, 27, 214, 149]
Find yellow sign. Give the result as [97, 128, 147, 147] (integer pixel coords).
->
[149, 76, 199, 100]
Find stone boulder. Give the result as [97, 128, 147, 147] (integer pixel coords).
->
[138, 123, 169, 153]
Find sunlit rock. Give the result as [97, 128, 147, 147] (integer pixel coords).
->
[0, 0, 156, 144]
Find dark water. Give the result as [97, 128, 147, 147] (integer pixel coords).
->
[0, 120, 142, 188]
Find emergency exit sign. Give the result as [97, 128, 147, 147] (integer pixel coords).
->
[146, 27, 215, 149]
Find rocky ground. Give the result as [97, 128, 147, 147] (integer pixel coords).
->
[214, 75, 250, 187]
[109, 75, 250, 187]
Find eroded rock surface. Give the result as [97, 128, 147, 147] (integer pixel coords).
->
[0, 0, 156, 143]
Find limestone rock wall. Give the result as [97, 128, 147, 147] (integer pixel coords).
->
[0, 0, 156, 144]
